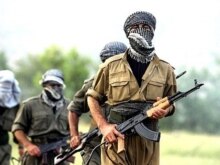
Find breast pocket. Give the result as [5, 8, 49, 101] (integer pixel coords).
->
[58, 113, 68, 131]
[109, 77, 130, 102]
[145, 80, 165, 100]
[32, 114, 49, 132]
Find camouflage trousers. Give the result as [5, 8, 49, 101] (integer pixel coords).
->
[0, 144, 11, 165]
[101, 134, 159, 165]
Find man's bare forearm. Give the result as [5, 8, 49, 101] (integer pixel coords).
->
[14, 130, 32, 148]
[87, 96, 108, 129]
[68, 111, 79, 136]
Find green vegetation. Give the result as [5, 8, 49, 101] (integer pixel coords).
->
[12, 45, 97, 99]
[161, 131, 220, 165]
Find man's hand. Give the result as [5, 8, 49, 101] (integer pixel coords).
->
[152, 97, 172, 119]
[25, 143, 41, 157]
[69, 135, 81, 148]
[99, 122, 124, 143]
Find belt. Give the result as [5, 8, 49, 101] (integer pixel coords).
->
[31, 133, 65, 144]
[108, 110, 140, 124]
[108, 101, 153, 124]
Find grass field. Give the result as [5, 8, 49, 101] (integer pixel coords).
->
[160, 131, 220, 165]
[10, 129, 220, 165]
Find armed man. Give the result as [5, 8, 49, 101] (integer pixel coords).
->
[0, 70, 21, 165]
[87, 11, 177, 165]
[12, 69, 72, 165]
[68, 41, 127, 165]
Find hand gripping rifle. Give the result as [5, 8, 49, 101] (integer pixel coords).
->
[54, 80, 204, 165]
[38, 136, 69, 154]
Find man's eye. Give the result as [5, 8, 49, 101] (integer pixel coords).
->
[50, 84, 62, 87]
[132, 25, 139, 29]
[143, 25, 150, 29]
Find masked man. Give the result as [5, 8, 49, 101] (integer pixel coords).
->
[0, 70, 21, 165]
[12, 69, 71, 165]
[68, 41, 127, 165]
[87, 11, 177, 165]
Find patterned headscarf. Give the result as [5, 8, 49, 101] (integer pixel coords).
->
[99, 41, 127, 62]
[0, 70, 21, 108]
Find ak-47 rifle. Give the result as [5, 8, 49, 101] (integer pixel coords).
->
[54, 79, 204, 165]
[38, 136, 69, 154]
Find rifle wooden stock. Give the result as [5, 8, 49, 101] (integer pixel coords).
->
[148, 99, 171, 117]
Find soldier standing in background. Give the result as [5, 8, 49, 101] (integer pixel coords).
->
[0, 70, 21, 165]
[12, 69, 71, 165]
[68, 41, 127, 165]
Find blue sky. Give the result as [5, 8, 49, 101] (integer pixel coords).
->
[0, 0, 219, 69]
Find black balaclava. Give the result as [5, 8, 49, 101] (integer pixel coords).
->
[124, 11, 156, 63]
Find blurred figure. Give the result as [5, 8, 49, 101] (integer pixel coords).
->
[0, 70, 21, 165]
[68, 41, 127, 165]
[12, 69, 71, 165]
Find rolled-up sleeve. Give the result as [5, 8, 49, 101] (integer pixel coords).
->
[68, 78, 93, 115]
[164, 66, 177, 116]
[12, 103, 30, 133]
[86, 63, 108, 103]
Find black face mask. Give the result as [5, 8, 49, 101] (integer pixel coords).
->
[44, 85, 63, 101]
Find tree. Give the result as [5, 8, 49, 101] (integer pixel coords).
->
[0, 51, 10, 69]
[160, 66, 220, 134]
[14, 45, 96, 99]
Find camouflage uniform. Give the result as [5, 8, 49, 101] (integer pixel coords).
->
[12, 95, 70, 165]
[87, 52, 177, 165]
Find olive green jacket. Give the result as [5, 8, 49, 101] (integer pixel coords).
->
[12, 95, 70, 137]
[87, 52, 177, 106]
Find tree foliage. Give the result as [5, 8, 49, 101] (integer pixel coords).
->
[13, 45, 96, 99]
[0, 51, 10, 69]
[160, 65, 220, 134]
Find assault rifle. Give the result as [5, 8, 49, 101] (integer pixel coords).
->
[38, 136, 69, 154]
[54, 79, 203, 165]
